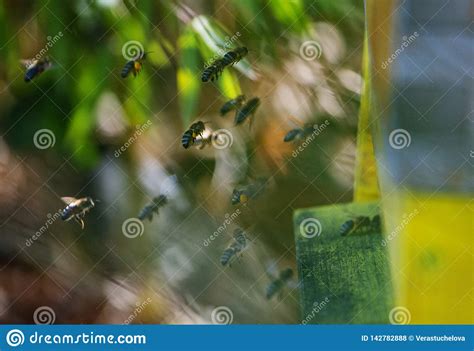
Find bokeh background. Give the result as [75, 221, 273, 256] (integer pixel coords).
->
[0, 0, 366, 324]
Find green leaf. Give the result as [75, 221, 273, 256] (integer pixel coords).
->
[177, 25, 201, 126]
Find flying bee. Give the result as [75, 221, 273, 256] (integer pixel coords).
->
[235, 97, 260, 126]
[21, 58, 52, 82]
[60, 196, 96, 229]
[201, 58, 226, 82]
[339, 214, 381, 236]
[121, 50, 149, 78]
[266, 268, 294, 300]
[138, 195, 168, 222]
[231, 178, 267, 205]
[283, 123, 315, 142]
[220, 95, 246, 116]
[222, 47, 248, 66]
[181, 121, 208, 149]
[220, 228, 247, 267]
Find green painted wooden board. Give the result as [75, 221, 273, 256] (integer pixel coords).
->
[294, 201, 393, 324]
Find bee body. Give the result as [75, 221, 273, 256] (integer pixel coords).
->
[283, 128, 304, 142]
[138, 195, 168, 222]
[222, 47, 248, 66]
[60, 197, 95, 229]
[181, 130, 194, 149]
[231, 179, 266, 205]
[220, 228, 247, 266]
[235, 97, 260, 125]
[201, 59, 226, 82]
[266, 268, 293, 300]
[220, 95, 246, 116]
[121, 51, 147, 78]
[340, 214, 382, 236]
[23, 58, 52, 82]
[182, 121, 207, 149]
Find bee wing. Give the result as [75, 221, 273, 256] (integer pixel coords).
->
[265, 260, 280, 280]
[61, 196, 78, 205]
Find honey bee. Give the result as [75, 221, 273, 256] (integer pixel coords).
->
[220, 95, 246, 116]
[181, 121, 207, 149]
[339, 214, 381, 236]
[283, 123, 315, 142]
[138, 195, 168, 222]
[266, 268, 294, 300]
[121, 50, 148, 78]
[222, 47, 248, 66]
[201, 47, 248, 83]
[231, 178, 266, 205]
[60, 196, 96, 229]
[234, 97, 260, 126]
[22, 58, 52, 82]
[201, 58, 226, 82]
[220, 228, 247, 267]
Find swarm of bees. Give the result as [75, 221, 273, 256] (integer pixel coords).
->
[220, 228, 247, 267]
[29, 40, 300, 303]
[266, 268, 294, 300]
[138, 195, 168, 222]
[21, 58, 52, 82]
[231, 178, 267, 205]
[201, 47, 248, 82]
[339, 214, 381, 236]
[121, 50, 149, 78]
[60, 196, 96, 229]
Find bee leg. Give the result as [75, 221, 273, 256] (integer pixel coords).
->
[74, 215, 85, 229]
